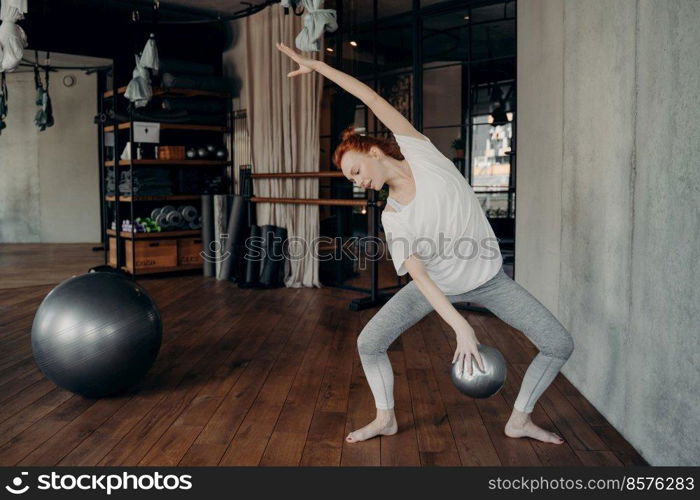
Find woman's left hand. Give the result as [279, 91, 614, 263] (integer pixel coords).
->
[452, 325, 485, 377]
[276, 42, 316, 77]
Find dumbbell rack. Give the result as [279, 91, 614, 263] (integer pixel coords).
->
[99, 83, 234, 277]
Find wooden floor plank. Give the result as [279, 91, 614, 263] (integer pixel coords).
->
[58, 286, 260, 466]
[512, 363, 610, 453]
[421, 313, 502, 466]
[215, 292, 326, 465]
[590, 425, 648, 465]
[17, 282, 236, 466]
[113, 288, 303, 466]
[339, 308, 381, 466]
[575, 449, 624, 466]
[380, 351, 421, 466]
[0, 245, 648, 467]
[176, 289, 317, 466]
[300, 305, 357, 466]
[257, 294, 346, 466]
[447, 307, 581, 465]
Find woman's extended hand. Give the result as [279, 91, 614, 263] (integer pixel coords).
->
[276, 42, 316, 77]
[452, 325, 486, 377]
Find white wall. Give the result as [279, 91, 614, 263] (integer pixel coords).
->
[0, 67, 102, 243]
[517, 0, 700, 465]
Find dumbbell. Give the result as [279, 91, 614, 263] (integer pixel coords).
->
[155, 212, 170, 230]
[179, 205, 198, 222]
[165, 210, 183, 228]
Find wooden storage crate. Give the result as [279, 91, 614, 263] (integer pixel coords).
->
[124, 239, 178, 272]
[108, 237, 117, 267]
[157, 145, 186, 160]
[178, 237, 203, 266]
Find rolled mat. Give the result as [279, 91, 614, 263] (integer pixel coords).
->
[275, 225, 289, 286]
[218, 195, 247, 281]
[213, 195, 231, 279]
[201, 195, 215, 277]
[109, 108, 226, 126]
[243, 225, 262, 286]
[260, 225, 288, 288]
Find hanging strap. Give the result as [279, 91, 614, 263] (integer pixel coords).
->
[34, 49, 43, 90]
[0, 73, 8, 132]
[44, 52, 51, 91]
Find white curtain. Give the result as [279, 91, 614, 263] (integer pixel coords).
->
[245, 6, 323, 288]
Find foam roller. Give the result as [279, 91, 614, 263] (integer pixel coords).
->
[218, 195, 246, 281]
[260, 225, 288, 287]
[201, 195, 215, 277]
[243, 224, 261, 285]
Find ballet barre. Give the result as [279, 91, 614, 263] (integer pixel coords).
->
[239, 165, 398, 310]
[250, 171, 345, 179]
[250, 197, 383, 207]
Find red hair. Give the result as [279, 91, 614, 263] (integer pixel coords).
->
[332, 126, 404, 169]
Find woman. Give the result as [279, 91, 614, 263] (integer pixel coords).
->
[277, 42, 574, 445]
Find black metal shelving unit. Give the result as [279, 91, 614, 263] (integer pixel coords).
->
[98, 77, 234, 277]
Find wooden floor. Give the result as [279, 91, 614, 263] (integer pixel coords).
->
[0, 243, 104, 290]
[0, 245, 647, 466]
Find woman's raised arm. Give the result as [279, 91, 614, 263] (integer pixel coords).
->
[276, 42, 425, 140]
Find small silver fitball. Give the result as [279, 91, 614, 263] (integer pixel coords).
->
[450, 343, 506, 399]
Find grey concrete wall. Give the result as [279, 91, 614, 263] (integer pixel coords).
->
[517, 0, 700, 465]
[0, 70, 100, 243]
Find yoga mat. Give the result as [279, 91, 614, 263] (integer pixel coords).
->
[213, 195, 230, 279]
[273, 226, 289, 287]
[260, 225, 288, 288]
[201, 195, 215, 277]
[243, 224, 262, 285]
[109, 108, 226, 126]
[219, 195, 247, 281]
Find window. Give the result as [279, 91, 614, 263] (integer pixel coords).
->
[319, 0, 518, 261]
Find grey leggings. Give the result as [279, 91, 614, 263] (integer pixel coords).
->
[357, 266, 574, 413]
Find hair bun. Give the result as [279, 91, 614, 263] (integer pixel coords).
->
[340, 126, 358, 142]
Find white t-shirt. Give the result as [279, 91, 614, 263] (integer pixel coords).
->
[381, 134, 503, 295]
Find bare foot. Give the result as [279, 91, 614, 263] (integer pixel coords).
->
[346, 409, 398, 443]
[504, 410, 565, 444]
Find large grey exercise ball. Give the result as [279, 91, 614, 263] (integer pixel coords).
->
[450, 343, 506, 399]
[31, 273, 162, 398]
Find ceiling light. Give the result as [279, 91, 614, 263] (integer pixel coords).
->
[349, 40, 358, 47]
[464, 15, 470, 20]
[326, 47, 334, 52]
